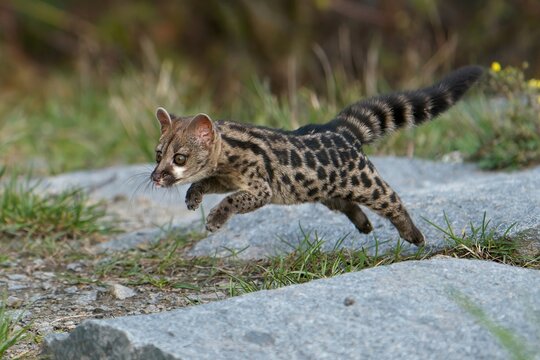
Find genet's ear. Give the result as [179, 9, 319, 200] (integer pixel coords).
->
[187, 113, 215, 146]
[155, 107, 172, 133]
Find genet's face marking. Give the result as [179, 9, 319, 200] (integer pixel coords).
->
[150, 108, 219, 187]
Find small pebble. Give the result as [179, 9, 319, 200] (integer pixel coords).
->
[344, 297, 355, 306]
[111, 283, 136, 300]
[7, 295, 23, 308]
[64, 286, 78, 294]
[7, 274, 29, 281]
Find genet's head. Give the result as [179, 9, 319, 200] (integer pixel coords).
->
[150, 107, 220, 187]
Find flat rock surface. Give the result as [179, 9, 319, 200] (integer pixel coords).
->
[44, 258, 540, 360]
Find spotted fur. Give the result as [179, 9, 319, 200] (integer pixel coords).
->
[151, 66, 483, 245]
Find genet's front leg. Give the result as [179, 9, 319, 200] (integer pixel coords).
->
[185, 177, 232, 210]
[206, 182, 272, 232]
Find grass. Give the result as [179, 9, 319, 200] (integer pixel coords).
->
[0, 170, 115, 256]
[227, 233, 426, 295]
[0, 297, 29, 359]
[426, 212, 540, 269]
[92, 229, 220, 289]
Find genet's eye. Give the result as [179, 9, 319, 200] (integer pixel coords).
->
[156, 151, 162, 163]
[174, 154, 187, 166]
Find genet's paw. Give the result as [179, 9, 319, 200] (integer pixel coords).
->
[355, 220, 373, 234]
[185, 188, 203, 211]
[401, 226, 425, 246]
[205, 208, 231, 232]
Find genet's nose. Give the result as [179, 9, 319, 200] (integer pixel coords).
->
[151, 171, 161, 182]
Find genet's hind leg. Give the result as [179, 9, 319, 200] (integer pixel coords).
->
[351, 163, 425, 246]
[322, 199, 373, 234]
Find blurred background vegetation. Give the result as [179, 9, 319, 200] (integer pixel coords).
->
[0, 0, 539, 174]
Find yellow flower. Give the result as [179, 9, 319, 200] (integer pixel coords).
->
[528, 79, 540, 89]
[491, 62, 502, 73]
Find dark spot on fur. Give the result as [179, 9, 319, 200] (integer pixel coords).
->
[317, 167, 327, 180]
[339, 150, 350, 162]
[329, 171, 337, 183]
[307, 188, 319, 197]
[316, 150, 330, 166]
[272, 149, 289, 165]
[333, 135, 346, 148]
[281, 174, 291, 184]
[320, 135, 333, 148]
[290, 149, 302, 167]
[304, 152, 317, 169]
[304, 137, 321, 150]
[328, 149, 340, 167]
[356, 195, 367, 203]
[358, 157, 366, 170]
[360, 172, 372, 188]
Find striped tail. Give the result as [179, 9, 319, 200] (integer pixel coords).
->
[328, 65, 484, 144]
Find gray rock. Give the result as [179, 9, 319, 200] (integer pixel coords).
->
[110, 284, 136, 300]
[514, 225, 540, 257]
[7, 282, 28, 291]
[75, 290, 98, 305]
[64, 286, 78, 295]
[189, 160, 540, 259]
[34, 271, 56, 280]
[7, 274, 29, 281]
[66, 261, 84, 272]
[6, 295, 22, 308]
[43, 259, 540, 359]
[41, 281, 53, 291]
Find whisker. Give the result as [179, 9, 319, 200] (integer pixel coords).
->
[126, 172, 152, 186]
[129, 178, 152, 203]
